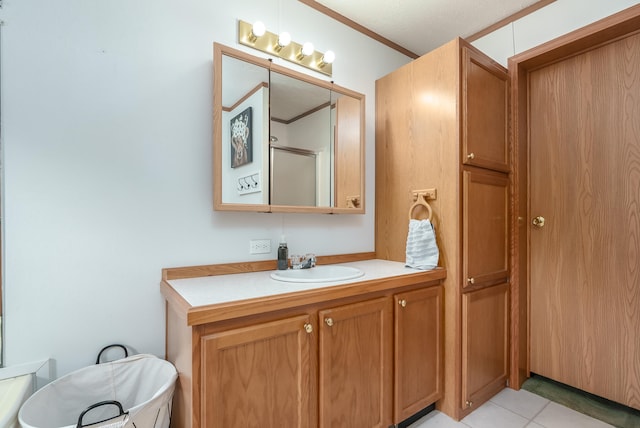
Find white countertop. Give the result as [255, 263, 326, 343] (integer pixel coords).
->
[166, 259, 427, 308]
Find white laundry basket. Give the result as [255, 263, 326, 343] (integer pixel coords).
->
[18, 346, 177, 428]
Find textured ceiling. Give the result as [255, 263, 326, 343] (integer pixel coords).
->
[314, 0, 542, 56]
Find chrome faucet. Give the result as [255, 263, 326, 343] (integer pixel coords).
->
[300, 254, 316, 269]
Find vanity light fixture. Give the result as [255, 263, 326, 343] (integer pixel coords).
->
[249, 21, 265, 42]
[298, 42, 315, 59]
[237, 19, 333, 77]
[275, 31, 291, 52]
[318, 50, 335, 68]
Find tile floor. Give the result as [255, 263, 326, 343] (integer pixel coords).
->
[408, 388, 613, 428]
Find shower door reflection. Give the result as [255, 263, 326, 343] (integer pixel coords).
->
[270, 146, 317, 206]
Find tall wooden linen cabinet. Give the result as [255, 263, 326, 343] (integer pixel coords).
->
[375, 38, 510, 420]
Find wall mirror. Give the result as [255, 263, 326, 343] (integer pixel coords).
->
[213, 43, 365, 214]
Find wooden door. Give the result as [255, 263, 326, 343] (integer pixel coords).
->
[393, 286, 443, 423]
[463, 168, 509, 289]
[529, 31, 640, 409]
[318, 297, 392, 428]
[461, 283, 509, 410]
[462, 47, 509, 173]
[201, 315, 314, 428]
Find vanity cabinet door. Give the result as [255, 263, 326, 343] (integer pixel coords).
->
[461, 46, 509, 173]
[461, 283, 509, 411]
[201, 314, 314, 428]
[318, 297, 393, 428]
[393, 285, 443, 423]
[463, 168, 509, 289]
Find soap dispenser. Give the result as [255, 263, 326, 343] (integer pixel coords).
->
[277, 236, 288, 270]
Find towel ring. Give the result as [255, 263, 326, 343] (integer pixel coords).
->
[408, 194, 433, 222]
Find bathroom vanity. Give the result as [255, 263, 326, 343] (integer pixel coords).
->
[161, 256, 445, 428]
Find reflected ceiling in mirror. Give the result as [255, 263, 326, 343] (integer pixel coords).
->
[213, 43, 365, 214]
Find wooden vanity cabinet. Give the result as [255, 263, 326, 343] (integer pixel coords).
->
[318, 297, 392, 428]
[163, 265, 445, 428]
[200, 315, 314, 427]
[393, 286, 443, 423]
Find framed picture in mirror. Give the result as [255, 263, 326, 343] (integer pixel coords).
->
[230, 106, 253, 168]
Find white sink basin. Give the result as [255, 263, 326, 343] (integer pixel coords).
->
[270, 265, 364, 283]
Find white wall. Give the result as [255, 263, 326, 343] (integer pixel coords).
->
[472, 0, 640, 67]
[0, 0, 410, 377]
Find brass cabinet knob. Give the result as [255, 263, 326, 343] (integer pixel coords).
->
[467, 153, 475, 160]
[325, 318, 334, 327]
[466, 400, 473, 408]
[532, 216, 545, 228]
[467, 277, 475, 285]
[398, 299, 407, 308]
[304, 323, 313, 334]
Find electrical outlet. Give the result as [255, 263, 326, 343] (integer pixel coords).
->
[249, 239, 271, 254]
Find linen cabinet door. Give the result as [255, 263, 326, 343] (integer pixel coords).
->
[463, 168, 509, 289]
[393, 285, 443, 423]
[318, 297, 393, 428]
[201, 315, 314, 428]
[461, 46, 509, 173]
[461, 283, 509, 411]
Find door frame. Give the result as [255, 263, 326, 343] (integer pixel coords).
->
[507, 3, 640, 390]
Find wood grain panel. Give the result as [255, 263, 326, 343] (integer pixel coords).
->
[462, 48, 510, 172]
[463, 168, 509, 289]
[335, 95, 363, 209]
[393, 286, 443, 422]
[318, 297, 392, 428]
[529, 31, 640, 409]
[201, 315, 313, 427]
[375, 40, 461, 418]
[461, 283, 509, 409]
[375, 39, 460, 264]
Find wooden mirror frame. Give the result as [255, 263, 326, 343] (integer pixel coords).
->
[213, 43, 365, 214]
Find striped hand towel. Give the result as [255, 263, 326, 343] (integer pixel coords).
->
[405, 219, 439, 270]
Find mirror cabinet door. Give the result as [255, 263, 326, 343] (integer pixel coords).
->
[219, 53, 270, 208]
[332, 91, 363, 210]
[269, 71, 332, 207]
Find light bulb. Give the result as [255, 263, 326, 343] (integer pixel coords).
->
[278, 32, 291, 48]
[301, 42, 314, 57]
[252, 21, 266, 38]
[322, 50, 335, 64]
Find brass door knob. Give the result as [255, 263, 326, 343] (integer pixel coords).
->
[532, 216, 545, 228]
[304, 323, 313, 334]
[324, 318, 334, 327]
[467, 277, 475, 285]
[467, 153, 475, 160]
[466, 400, 473, 408]
[399, 299, 407, 307]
